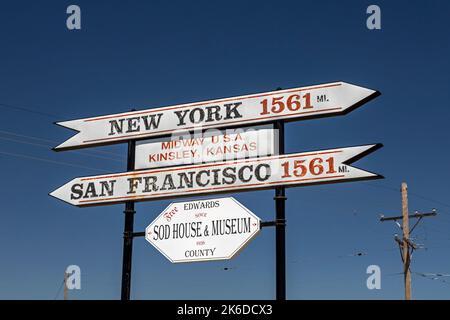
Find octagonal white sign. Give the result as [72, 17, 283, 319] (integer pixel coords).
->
[145, 197, 261, 263]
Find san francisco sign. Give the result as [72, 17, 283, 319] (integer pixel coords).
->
[53, 82, 379, 151]
[145, 197, 260, 263]
[50, 144, 382, 207]
[135, 125, 277, 169]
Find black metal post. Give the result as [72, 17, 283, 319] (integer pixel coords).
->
[274, 120, 286, 300]
[121, 139, 136, 300]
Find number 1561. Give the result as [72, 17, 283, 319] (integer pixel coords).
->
[260, 93, 313, 115]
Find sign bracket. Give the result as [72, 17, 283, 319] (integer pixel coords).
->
[131, 231, 145, 238]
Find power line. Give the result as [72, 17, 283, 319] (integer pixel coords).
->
[366, 182, 399, 193]
[0, 129, 123, 158]
[0, 150, 109, 172]
[289, 246, 399, 265]
[53, 278, 65, 300]
[0, 102, 62, 119]
[414, 272, 450, 285]
[367, 182, 450, 209]
[0, 129, 57, 143]
[0, 102, 125, 157]
[408, 192, 450, 209]
[0, 135, 125, 163]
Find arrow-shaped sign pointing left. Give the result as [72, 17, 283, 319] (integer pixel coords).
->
[53, 81, 380, 151]
[50, 144, 383, 207]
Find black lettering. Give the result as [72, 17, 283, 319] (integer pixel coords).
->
[109, 119, 124, 136]
[242, 217, 250, 233]
[226, 219, 231, 234]
[177, 172, 194, 189]
[143, 176, 159, 192]
[196, 170, 210, 187]
[153, 225, 159, 241]
[160, 175, 176, 191]
[99, 180, 116, 197]
[70, 183, 83, 200]
[189, 108, 205, 124]
[83, 182, 98, 199]
[127, 177, 142, 194]
[173, 223, 179, 239]
[174, 110, 189, 126]
[239, 165, 253, 182]
[255, 163, 271, 181]
[126, 117, 140, 133]
[141, 114, 163, 130]
[206, 105, 222, 122]
[224, 102, 242, 120]
[211, 168, 221, 185]
[222, 167, 236, 184]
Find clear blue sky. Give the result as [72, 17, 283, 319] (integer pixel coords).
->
[1, 0, 450, 300]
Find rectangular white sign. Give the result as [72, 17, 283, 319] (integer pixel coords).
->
[50, 144, 382, 207]
[135, 125, 277, 169]
[54, 82, 379, 150]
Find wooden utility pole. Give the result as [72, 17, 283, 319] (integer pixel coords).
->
[380, 182, 437, 300]
[64, 272, 68, 301]
[401, 183, 411, 300]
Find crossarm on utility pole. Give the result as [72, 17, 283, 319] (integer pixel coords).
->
[378, 183, 437, 301]
[380, 209, 437, 222]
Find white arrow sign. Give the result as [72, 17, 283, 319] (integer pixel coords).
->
[50, 144, 382, 207]
[145, 197, 261, 263]
[54, 82, 379, 151]
[135, 124, 277, 169]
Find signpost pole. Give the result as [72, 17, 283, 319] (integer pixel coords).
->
[274, 120, 287, 301]
[121, 139, 136, 300]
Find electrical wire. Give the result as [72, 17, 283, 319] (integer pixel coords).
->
[0, 129, 57, 143]
[53, 279, 65, 300]
[414, 272, 450, 285]
[0, 129, 123, 157]
[0, 135, 125, 163]
[0, 102, 62, 119]
[366, 182, 450, 209]
[0, 151, 109, 172]
[408, 192, 450, 209]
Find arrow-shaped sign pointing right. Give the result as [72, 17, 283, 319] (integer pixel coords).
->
[53, 82, 380, 151]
